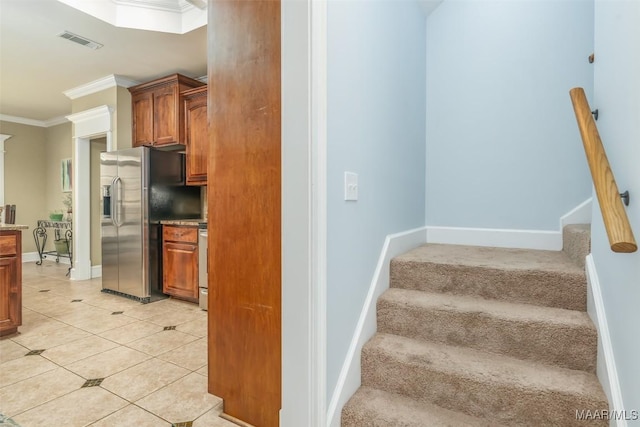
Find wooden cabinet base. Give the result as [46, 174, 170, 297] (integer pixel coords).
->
[0, 328, 18, 337]
[0, 230, 22, 336]
[162, 225, 199, 303]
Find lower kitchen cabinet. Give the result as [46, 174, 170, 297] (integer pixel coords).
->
[162, 225, 199, 303]
[0, 230, 22, 336]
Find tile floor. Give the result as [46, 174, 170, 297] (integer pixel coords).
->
[0, 261, 235, 427]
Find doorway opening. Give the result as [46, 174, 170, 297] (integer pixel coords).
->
[66, 105, 113, 281]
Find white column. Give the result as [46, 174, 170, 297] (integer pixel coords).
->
[281, 0, 327, 425]
[70, 136, 92, 280]
[0, 134, 12, 207]
[66, 106, 113, 281]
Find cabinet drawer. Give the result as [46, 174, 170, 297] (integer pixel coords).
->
[163, 226, 198, 244]
[0, 235, 17, 256]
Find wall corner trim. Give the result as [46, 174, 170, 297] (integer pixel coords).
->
[585, 254, 627, 427]
[561, 198, 592, 228]
[326, 226, 427, 427]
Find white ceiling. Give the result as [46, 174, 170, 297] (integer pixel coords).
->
[57, 0, 207, 34]
[0, 0, 208, 123]
[0, 0, 443, 125]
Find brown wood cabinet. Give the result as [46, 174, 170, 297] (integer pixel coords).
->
[182, 86, 208, 185]
[0, 230, 22, 336]
[162, 225, 198, 303]
[129, 74, 205, 148]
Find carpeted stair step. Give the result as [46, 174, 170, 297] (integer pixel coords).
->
[390, 244, 586, 311]
[342, 386, 506, 427]
[563, 224, 591, 269]
[362, 333, 608, 427]
[377, 288, 597, 372]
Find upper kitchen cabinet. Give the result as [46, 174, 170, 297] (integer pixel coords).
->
[129, 74, 205, 148]
[182, 86, 208, 185]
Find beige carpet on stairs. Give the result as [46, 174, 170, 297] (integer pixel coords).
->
[342, 224, 608, 427]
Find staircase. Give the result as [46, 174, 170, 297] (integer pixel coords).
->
[342, 224, 608, 426]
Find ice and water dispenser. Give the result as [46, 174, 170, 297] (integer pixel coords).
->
[102, 185, 111, 219]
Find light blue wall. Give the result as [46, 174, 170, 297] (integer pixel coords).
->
[425, 0, 593, 230]
[592, 0, 640, 414]
[326, 0, 427, 401]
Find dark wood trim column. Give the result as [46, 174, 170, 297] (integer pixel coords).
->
[207, 1, 281, 426]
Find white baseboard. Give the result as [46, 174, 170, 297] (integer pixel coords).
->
[91, 264, 102, 278]
[426, 226, 562, 251]
[561, 198, 592, 228]
[586, 254, 626, 427]
[326, 226, 427, 427]
[22, 252, 40, 263]
[22, 252, 70, 265]
[24, 252, 101, 279]
[423, 199, 593, 252]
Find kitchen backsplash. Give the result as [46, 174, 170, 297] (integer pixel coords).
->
[201, 186, 208, 220]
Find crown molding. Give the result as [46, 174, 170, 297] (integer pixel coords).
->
[115, 0, 192, 13]
[0, 114, 48, 127]
[1, 75, 137, 128]
[0, 114, 69, 128]
[64, 74, 140, 100]
[45, 116, 70, 127]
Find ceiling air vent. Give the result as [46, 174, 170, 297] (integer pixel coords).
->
[57, 31, 103, 50]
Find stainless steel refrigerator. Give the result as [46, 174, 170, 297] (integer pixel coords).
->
[100, 146, 201, 303]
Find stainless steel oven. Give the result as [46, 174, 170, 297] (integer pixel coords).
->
[198, 226, 208, 310]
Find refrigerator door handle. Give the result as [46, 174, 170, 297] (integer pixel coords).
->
[110, 177, 117, 226]
[113, 176, 123, 227]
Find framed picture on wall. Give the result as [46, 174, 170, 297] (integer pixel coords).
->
[61, 158, 72, 192]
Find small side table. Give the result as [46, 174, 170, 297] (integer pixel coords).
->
[33, 220, 73, 276]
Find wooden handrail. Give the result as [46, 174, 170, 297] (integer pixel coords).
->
[569, 87, 637, 253]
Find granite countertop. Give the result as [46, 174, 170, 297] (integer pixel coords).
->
[159, 219, 207, 226]
[0, 224, 29, 231]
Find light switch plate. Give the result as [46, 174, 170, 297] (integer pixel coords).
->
[344, 172, 358, 201]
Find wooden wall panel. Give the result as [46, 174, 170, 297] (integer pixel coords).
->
[207, 1, 281, 426]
